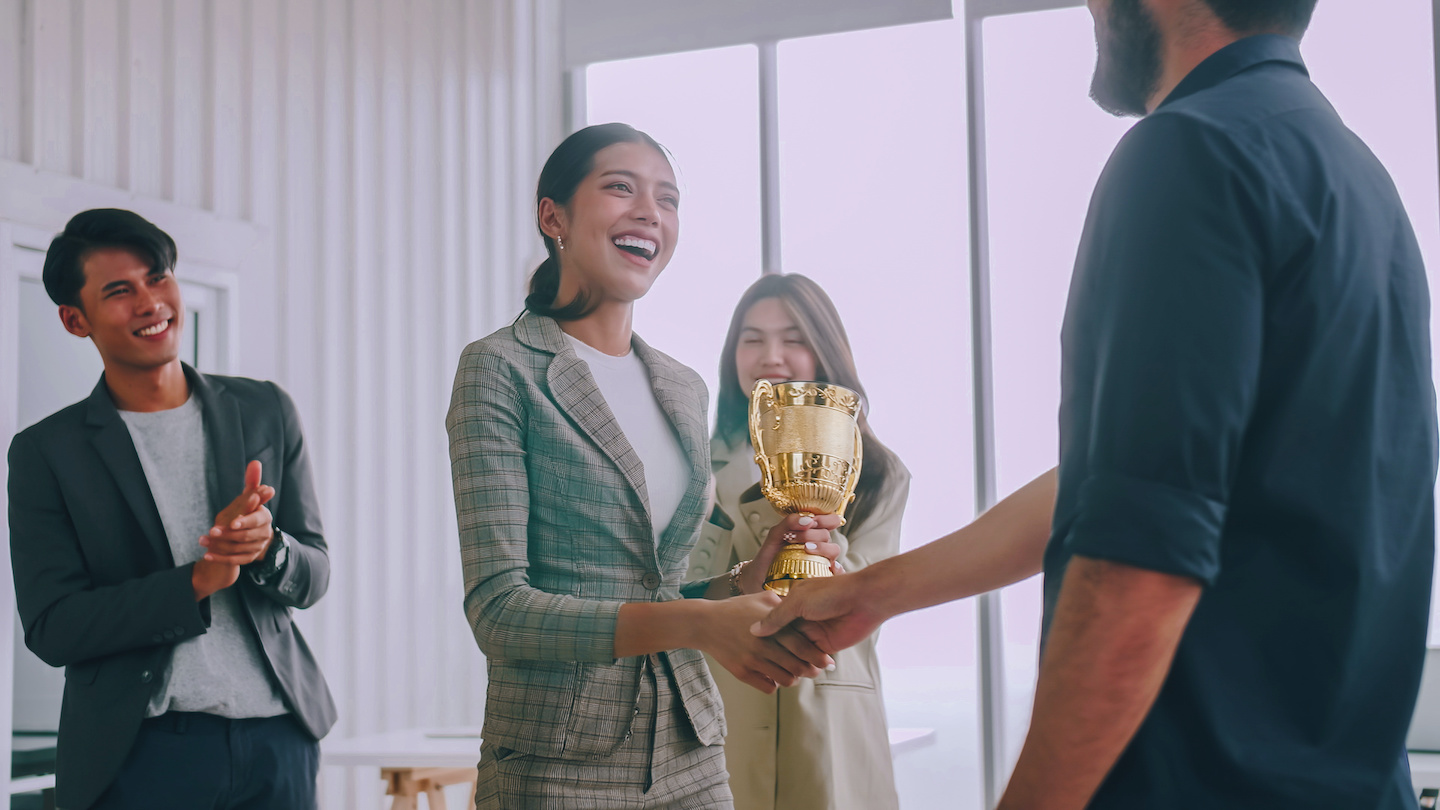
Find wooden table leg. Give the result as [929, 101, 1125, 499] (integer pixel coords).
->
[383, 766, 477, 810]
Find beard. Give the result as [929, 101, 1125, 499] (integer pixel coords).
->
[1090, 0, 1163, 117]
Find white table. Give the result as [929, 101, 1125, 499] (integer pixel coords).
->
[325, 726, 937, 808]
[1412, 752, 1440, 796]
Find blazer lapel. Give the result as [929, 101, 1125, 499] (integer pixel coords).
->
[633, 335, 710, 560]
[84, 377, 173, 568]
[517, 315, 653, 526]
[713, 440, 768, 562]
[187, 366, 244, 517]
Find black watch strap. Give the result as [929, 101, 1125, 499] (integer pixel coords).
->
[249, 529, 290, 582]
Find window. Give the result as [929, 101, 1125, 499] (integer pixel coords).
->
[587, 45, 762, 417]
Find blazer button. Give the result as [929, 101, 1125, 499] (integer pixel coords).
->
[641, 572, 660, 590]
[748, 513, 761, 523]
[140, 670, 154, 683]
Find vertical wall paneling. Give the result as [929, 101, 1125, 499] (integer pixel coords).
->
[168, 0, 205, 207]
[436, 0, 471, 726]
[377, 0, 410, 734]
[314, 0, 352, 732]
[2, 2, 564, 805]
[0, 1, 24, 161]
[210, 0, 246, 219]
[408, 0, 441, 728]
[78, 0, 120, 187]
[485, 0, 515, 333]
[345, 0, 383, 747]
[28, 0, 73, 174]
[125, 0, 164, 198]
[0, 223, 18, 793]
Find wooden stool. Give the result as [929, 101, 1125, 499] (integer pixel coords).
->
[381, 766, 478, 810]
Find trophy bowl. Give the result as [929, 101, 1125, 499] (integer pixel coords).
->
[750, 379, 864, 595]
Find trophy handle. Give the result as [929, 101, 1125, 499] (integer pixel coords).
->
[750, 380, 780, 502]
[834, 422, 864, 525]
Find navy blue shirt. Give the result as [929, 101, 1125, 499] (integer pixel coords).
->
[1046, 35, 1436, 808]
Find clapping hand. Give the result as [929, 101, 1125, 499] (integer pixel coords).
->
[191, 460, 274, 600]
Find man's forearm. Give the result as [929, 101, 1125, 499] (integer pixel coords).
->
[997, 555, 1202, 810]
[865, 467, 1058, 619]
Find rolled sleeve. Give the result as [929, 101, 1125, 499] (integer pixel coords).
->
[1059, 113, 1267, 585]
[1067, 473, 1227, 584]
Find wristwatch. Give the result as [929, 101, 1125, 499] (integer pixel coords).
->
[248, 529, 291, 584]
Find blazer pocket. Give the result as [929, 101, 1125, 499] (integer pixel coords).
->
[706, 504, 734, 531]
[493, 745, 531, 763]
[815, 679, 876, 693]
[245, 443, 277, 467]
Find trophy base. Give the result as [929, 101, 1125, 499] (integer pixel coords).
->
[763, 544, 834, 596]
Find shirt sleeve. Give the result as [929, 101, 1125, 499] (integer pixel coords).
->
[446, 343, 623, 664]
[1061, 113, 1267, 585]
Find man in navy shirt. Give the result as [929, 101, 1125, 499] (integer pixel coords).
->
[756, 0, 1437, 807]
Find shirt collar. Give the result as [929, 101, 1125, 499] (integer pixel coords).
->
[1157, 34, 1309, 111]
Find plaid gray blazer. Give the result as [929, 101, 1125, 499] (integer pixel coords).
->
[446, 312, 724, 758]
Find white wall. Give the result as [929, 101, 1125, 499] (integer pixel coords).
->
[0, 0, 563, 804]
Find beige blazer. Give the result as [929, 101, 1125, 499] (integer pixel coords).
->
[447, 313, 724, 759]
[687, 438, 910, 810]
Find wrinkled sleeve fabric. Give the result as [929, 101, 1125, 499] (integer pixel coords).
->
[1062, 114, 1266, 586]
[446, 343, 622, 664]
[8, 430, 207, 667]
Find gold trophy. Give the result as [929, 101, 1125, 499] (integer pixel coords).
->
[749, 379, 864, 595]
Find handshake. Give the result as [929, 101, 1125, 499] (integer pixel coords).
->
[701, 512, 889, 694]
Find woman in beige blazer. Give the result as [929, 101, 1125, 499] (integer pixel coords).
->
[447, 124, 845, 809]
[686, 273, 911, 810]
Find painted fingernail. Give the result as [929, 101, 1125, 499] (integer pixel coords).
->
[805, 542, 818, 551]
[798, 516, 815, 526]
[826, 663, 837, 672]
[210, 527, 222, 537]
[232, 521, 243, 530]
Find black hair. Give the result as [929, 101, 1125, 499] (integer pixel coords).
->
[42, 209, 177, 309]
[1200, 0, 1318, 37]
[525, 123, 668, 321]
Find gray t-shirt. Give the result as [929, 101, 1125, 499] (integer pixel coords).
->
[119, 395, 288, 719]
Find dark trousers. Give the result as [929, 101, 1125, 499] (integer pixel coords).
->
[91, 712, 318, 810]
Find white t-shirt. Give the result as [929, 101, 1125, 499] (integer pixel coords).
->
[564, 333, 691, 544]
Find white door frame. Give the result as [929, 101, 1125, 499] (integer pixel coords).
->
[0, 158, 259, 796]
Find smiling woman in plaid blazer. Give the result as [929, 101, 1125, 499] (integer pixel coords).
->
[446, 124, 844, 809]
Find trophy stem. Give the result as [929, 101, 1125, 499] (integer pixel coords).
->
[763, 519, 834, 596]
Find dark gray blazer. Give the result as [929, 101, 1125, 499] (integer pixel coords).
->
[7, 364, 335, 810]
[446, 313, 724, 759]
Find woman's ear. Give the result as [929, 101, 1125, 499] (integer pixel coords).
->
[537, 198, 567, 242]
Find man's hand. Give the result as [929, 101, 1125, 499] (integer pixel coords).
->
[750, 565, 892, 655]
[192, 460, 274, 601]
[739, 512, 844, 595]
[697, 592, 834, 693]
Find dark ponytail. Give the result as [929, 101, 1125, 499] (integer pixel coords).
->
[526, 122, 667, 321]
